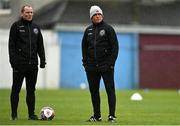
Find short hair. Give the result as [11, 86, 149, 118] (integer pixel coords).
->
[21, 5, 32, 13]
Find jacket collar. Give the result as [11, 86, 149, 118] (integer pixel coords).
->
[20, 18, 32, 25]
[92, 20, 104, 27]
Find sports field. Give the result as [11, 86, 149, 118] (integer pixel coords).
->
[0, 89, 180, 125]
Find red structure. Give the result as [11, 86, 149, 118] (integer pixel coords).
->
[139, 34, 180, 89]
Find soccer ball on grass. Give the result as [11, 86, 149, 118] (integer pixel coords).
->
[40, 106, 55, 120]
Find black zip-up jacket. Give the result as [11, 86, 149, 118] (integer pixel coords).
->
[8, 18, 46, 67]
[82, 21, 119, 71]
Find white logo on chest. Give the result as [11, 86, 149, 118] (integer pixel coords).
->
[99, 29, 105, 36]
[33, 28, 39, 34]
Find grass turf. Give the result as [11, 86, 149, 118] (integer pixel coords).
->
[0, 89, 180, 125]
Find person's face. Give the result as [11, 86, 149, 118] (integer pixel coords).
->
[91, 13, 103, 24]
[21, 6, 33, 21]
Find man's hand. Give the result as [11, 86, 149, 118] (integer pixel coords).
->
[40, 62, 46, 68]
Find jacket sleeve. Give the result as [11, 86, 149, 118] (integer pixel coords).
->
[107, 25, 119, 66]
[82, 29, 88, 66]
[37, 29, 46, 65]
[8, 23, 17, 66]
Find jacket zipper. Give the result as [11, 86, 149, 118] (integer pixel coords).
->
[94, 26, 99, 67]
[28, 24, 31, 64]
[94, 26, 97, 60]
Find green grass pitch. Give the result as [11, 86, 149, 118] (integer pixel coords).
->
[0, 89, 180, 125]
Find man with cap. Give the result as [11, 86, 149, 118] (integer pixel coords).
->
[82, 5, 119, 122]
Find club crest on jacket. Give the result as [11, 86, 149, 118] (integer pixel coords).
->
[33, 28, 39, 34]
[99, 29, 105, 36]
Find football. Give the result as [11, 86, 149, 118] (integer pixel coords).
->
[40, 106, 55, 120]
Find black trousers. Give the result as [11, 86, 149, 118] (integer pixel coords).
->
[10, 65, 38, 117]
[86, 68, 116, 118]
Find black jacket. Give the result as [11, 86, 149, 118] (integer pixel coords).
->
[82, 21, 119, 71]
[8, 18, 46, 67]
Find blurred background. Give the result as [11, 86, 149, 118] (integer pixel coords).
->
[0, 0, 180, 90]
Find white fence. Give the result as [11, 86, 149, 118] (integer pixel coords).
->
[0, 29, 60, 89]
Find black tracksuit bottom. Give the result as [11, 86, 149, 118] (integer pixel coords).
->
[10, 64, 38, 117]
[86, 68, 116, 118]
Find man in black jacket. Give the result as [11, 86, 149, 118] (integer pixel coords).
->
[8, 5, 46, 120]
[82, 5, 119, 122]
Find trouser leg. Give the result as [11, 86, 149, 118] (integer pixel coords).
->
[25, 65, 38, 116]
[86, 71, 101, 118]
[102, 69, 116, 116]
[10, 67, 24, 116]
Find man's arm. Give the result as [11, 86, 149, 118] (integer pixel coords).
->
[107, 25, 119, 66]
[37, 29, 46, 68]
[82, 30, 88, 67]
[8, 23, 17, 68]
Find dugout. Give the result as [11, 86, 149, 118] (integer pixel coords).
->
[57, 25, 180, 90]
